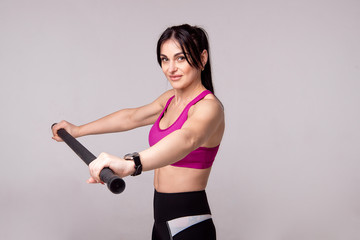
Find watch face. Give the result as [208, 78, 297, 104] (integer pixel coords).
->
[124, 152, 139, 159]
[124, 155, 132, 160]
[124, 153, 135, 160]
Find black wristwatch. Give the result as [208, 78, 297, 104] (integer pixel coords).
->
[124, 152, 142, 176]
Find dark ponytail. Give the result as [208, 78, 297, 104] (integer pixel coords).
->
[156, 24, 214, 93]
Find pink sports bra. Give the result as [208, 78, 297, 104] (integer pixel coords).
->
[148, 90, 219, 169]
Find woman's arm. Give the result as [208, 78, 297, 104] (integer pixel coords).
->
[140, 98, 224, 170]
[87, 97, 224, 182]
[52, 90, 174, 141]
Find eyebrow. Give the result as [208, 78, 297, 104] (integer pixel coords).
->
[160, 52, 185, 58]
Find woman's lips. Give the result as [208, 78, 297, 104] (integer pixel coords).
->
[169, 75, 182, 81]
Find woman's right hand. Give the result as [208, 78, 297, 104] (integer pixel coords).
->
[52, 120, 81, 142]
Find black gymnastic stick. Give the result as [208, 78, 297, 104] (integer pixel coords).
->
[52, 124, 126, 194]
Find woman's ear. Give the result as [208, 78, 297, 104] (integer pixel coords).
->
[201, 49, 208, 69]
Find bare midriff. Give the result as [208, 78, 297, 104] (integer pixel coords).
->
[154, 165, 211, 193]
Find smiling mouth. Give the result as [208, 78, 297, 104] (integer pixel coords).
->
[169, 75, 182, 81]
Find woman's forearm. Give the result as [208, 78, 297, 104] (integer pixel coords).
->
[78, 108, 136, 137]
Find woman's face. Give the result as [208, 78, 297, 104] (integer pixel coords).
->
[160, 39, 201, 90]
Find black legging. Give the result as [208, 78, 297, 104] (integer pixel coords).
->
[152, 190, 216, 240]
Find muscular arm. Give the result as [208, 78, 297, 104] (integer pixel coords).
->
[78, 91, 173, 136]
[52, 90, 174, 141]
[88, 95, 225, 183]
[139, 98, 224, 171]
[78, 106, 158, 136]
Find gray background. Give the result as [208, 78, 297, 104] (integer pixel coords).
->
[1, 0, 359, 239]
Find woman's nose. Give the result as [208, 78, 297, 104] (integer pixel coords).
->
[169, 61, 177, 72]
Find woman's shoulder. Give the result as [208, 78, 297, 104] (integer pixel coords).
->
[190, 92, 224, 119]
[203, 92, 224, 111]
[151, 89, 175, 109]
[162, 89, 175, 99]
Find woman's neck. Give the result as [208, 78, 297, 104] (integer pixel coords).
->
[172, 83, 207, 106]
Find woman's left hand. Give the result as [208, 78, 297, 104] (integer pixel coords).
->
[87, 152, 135, 184]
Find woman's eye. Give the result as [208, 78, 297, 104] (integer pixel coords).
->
[161, 58, 168, 62]
[177, 56, 185, 61]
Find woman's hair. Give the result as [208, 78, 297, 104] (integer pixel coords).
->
[156, 24, 214, 93]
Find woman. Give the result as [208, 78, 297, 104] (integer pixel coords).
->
[52, 24, 225, 240]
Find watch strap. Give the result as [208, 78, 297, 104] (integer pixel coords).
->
[124, 152, 142, 176]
